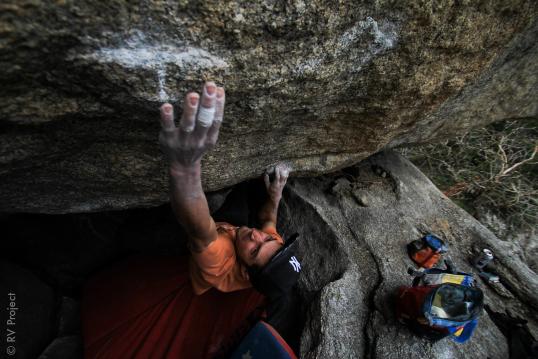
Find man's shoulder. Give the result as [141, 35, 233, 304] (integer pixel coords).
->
[215, 222, 238, 236]
[190, 222, 250, 295]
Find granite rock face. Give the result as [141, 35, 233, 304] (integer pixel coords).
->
[1, 1, 537, 213]
[279, 151, 537, 358]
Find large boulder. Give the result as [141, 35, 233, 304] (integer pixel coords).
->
[0, 1, 537, 213]
[278, 151, 537, 358]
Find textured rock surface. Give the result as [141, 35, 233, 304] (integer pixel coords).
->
[0, 1, 537, 212]
[278, 151, 537, 358]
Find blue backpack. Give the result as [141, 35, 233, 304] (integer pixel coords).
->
[397, 261, 484, 343]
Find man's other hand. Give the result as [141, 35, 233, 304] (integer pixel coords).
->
[264, 164, 290, 204]
[159, 81, 225, 168]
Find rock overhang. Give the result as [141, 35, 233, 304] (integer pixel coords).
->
[0, 1, 537, 213]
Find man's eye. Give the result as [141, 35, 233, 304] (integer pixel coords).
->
[251, 246, 260, 258]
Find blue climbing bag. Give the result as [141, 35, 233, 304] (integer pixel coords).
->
[397, 261, 483, 343]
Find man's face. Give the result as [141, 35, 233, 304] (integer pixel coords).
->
[235, 226, 283, 268]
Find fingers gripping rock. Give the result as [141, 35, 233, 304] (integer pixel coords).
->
[197, 83, 216, 128]
[197, 107, 215, 127]
[275, 163, 291, 179]
[159, 103, 175, 131]
[157, 81, 225, 166]
[214, 87, 225, 123]
[206, 87, 225, 146]
[264, 163, 292, 202]
[264, 172, 271, 189]
[265, 163, 292, 187]
[180, 94, 199, 133]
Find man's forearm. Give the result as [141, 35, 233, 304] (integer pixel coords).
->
[258, 197, 280, 228]
[169, 161, 216, 251]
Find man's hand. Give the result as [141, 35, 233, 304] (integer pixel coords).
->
[264, 164, 290, 204]
[259, 164, 291, 231]
[159, 82, 224, 251]
[159, 82, 225, 168]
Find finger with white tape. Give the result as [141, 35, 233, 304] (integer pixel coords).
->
[197, 106, 216, 127]
[196, 82, 217, 129]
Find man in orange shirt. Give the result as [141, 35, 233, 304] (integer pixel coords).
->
[158, 81, 293, 295]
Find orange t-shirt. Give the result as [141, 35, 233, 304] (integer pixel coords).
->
[189, 222, 283, 295]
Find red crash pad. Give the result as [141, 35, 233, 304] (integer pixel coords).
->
[82, 255, 264, 358]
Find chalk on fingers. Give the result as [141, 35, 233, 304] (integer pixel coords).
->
[160, 103, 175, 131]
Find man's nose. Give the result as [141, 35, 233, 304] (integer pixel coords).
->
[250, 230, 264, 244]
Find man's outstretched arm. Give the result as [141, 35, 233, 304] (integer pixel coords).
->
[258, 164, 290, 231]
[158, 82, 225, 252]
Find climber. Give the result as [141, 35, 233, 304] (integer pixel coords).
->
[82, 81, 301, 359]
[158, 81, 291, 294]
